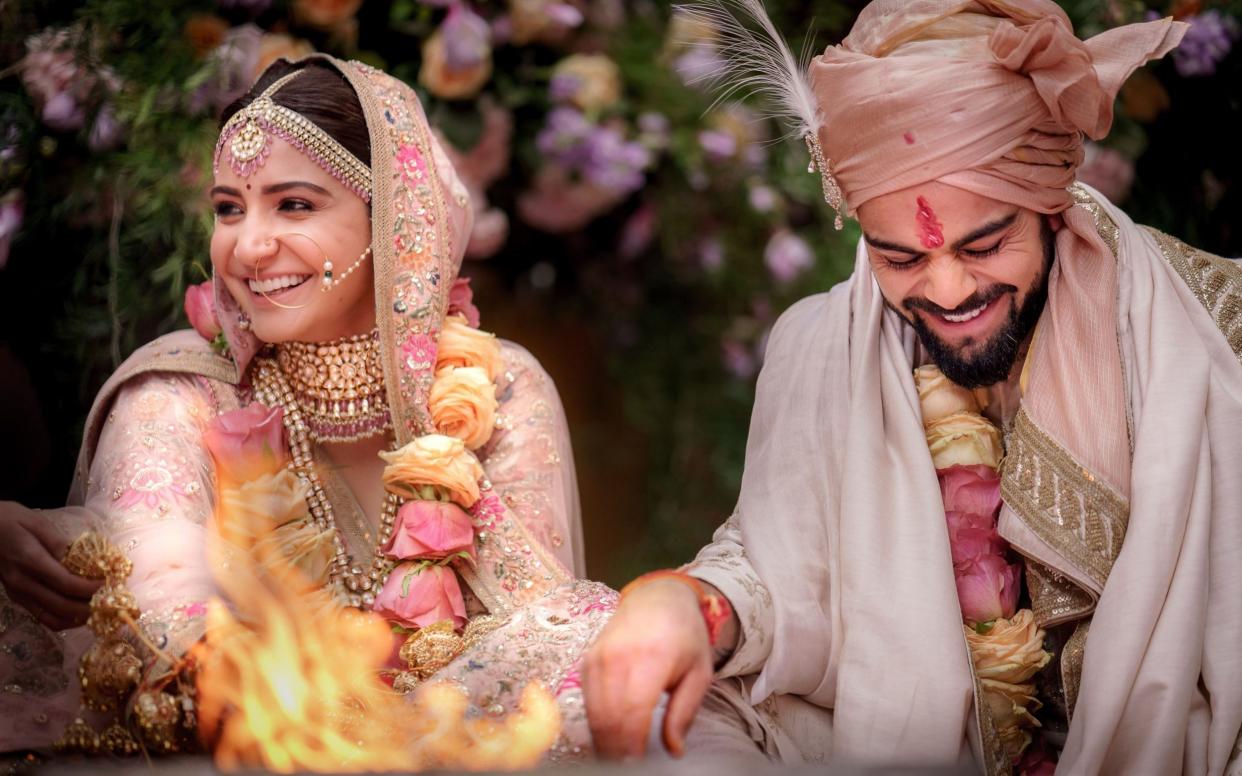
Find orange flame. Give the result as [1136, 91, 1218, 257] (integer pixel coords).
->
[196, 477, 560, 772]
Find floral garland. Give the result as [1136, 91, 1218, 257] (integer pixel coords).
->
[914, 365, 1054, 775]
[194, 278, 506, 690]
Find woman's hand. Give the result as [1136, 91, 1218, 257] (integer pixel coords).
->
[582, 578, 722, 759]
[0, 501, 102, 630]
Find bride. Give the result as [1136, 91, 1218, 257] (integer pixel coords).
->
[0, 54, 614, 760]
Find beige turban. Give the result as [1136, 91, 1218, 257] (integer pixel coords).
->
[810, 0, 1185, 214]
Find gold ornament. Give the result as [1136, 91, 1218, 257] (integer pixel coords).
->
[274, 329, 391, 443]
[391, 671, 421, 695]
[99, 722, 140, 756]
[78, 639, 142, 711]
[63, 531, 132, 583]
[86, 585, 140, 638]
[398, 620, 465, 684]
[133, 690, 182, 754]
[805, 132, 846, 231]
[53, 717, 101, 754]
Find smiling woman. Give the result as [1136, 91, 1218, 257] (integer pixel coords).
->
[0, 56, 611, 761]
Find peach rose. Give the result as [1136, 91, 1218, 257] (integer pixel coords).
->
[217, 470, 309, 546]
[292, 0, 362, 29]
[430, 366, 498, 450]
[436, 315, 504, 382]
[915, 364, 980, 426]
[925, 411, 1003, 470]
[204, 403, 288, 488]
[552, 54, 622, 113]
[184, 14, 229, 57]
[419, 29, 492, 101]
[981, 677, 1042, 764]
[372, 563, 466, 630]
[379, 434, 484, 508]
[965, 610, 1052, 685]
[251, 518, 335, 587]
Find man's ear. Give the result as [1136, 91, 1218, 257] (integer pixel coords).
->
[1046, 212, 1065, 232]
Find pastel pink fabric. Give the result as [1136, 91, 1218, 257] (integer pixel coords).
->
[809, 0, 1185, 215]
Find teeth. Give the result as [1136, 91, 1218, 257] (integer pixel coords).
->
[249, 275, 310, 294]
[942, 303, 987, 323]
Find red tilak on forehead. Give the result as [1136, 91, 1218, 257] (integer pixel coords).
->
[915, 196, 945, 250]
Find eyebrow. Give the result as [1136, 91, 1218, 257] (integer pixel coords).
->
[863, 210, 1021, 256]
[209, 181, 332, 197]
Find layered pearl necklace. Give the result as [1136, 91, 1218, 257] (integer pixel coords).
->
[252, 331, 400, 608]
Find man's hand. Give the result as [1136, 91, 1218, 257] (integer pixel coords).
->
[0, 502, 101, 631]
[583, 579, 717, 759]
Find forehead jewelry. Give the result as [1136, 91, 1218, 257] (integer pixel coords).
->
[213, 69, 373, 203]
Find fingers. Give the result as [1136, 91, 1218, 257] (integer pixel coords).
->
[662, 655, 713, 757]
[584, 625, 668, 760]
[19, 523, 102, 600]
[2, 573, 91, 631]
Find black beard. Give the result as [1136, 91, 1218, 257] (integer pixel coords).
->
[899, 219, 1055, 389]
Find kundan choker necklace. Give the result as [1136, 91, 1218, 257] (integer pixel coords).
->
[274, 329, 392, 443]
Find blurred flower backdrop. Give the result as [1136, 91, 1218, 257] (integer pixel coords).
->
[1, 0, 1240, 584]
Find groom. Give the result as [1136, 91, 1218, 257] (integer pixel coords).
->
[583, 1, 1242, 773]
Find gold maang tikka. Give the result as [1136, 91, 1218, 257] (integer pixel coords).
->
[213, 68, 373, 203]
[805, 132, 846, 231]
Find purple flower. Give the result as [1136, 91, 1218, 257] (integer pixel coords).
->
[0, 192, 25, 270]
[721, 338, 757, 379]
[698, 238, 724, 271]
[546, 3, 584, 28]
[41, 92, 85, 131]
[549, 72, 581, 102]
[764, 229, 814, 283]
[1173, 11, 1238, 78]
[537, 108, 651, 195]
[441, 5, 492, 71]
[88, 103, 123, 152]
[674, 47, 724, 87]
[216, 0, 272, 12]
[638, 111, 670, 149]
[749, 184, 778, 213]
[619, 204, 657, 259]
[189, 24, 261, 115]
[698, 128, 736, 161]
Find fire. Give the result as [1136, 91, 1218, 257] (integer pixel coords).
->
[196, 473, 560, 772]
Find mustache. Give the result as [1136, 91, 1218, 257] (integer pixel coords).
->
[902, 283, 1017, 318]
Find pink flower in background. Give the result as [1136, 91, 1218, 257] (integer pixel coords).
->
[698, 129, 737, 161]
[764, 229, 814, 283]
[87, 103, 124, 152]
[517, 166, 627, 234]
[447, 277, 481, 328]
[190, 24, 262, 115]
[938, 464, 1001, 518]
[184, 280, 222, 341]
[372, 563, 467, 630]
[955, 553, 1021, 624]
[382, 500, 476, 561]
[203, 403, 288, 487]
[22, 29, 90, 131]
[749, 184, 778, 213]
[0, 192, 24, 271]
[41, 92, 86, 131]
[1077, 143, 1136, 204]
[721, 338, 757, 380]
[619, 204, 657, 260]
[698, 238, 724, 271]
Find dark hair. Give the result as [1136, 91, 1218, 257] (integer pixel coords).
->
[220, 59, 370, 167]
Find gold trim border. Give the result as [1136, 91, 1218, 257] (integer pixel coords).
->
[1145, 227, 1242, 364]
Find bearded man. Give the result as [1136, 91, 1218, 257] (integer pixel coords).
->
[582, 2, 1242, 774]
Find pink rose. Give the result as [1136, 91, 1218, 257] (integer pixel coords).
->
[204, 403, 287, 487]
[371, 563, 466, 630]
[946, 510, 1008, 568]
[184, 280, 222, 341]
[955, 553, 1021, 624]
[447, 277, 481, 328]
[938, 464, 1001, 517]
[382, 500, 476, 562]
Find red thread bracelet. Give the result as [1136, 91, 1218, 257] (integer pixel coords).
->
[620, 569, 733, 648]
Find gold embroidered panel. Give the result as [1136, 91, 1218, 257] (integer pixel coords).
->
[1069, 184, 1120, 256]
[1001, 410, 1130, 592]
[1025, 559, 1094, 628]
[1145, 227, 1242, 364]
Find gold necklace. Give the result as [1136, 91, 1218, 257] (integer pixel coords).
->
[275, 330, 391, 444]
[253, 357, 399, 608]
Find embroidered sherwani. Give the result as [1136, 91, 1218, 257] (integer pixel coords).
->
[683, 186, 1242, 774]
